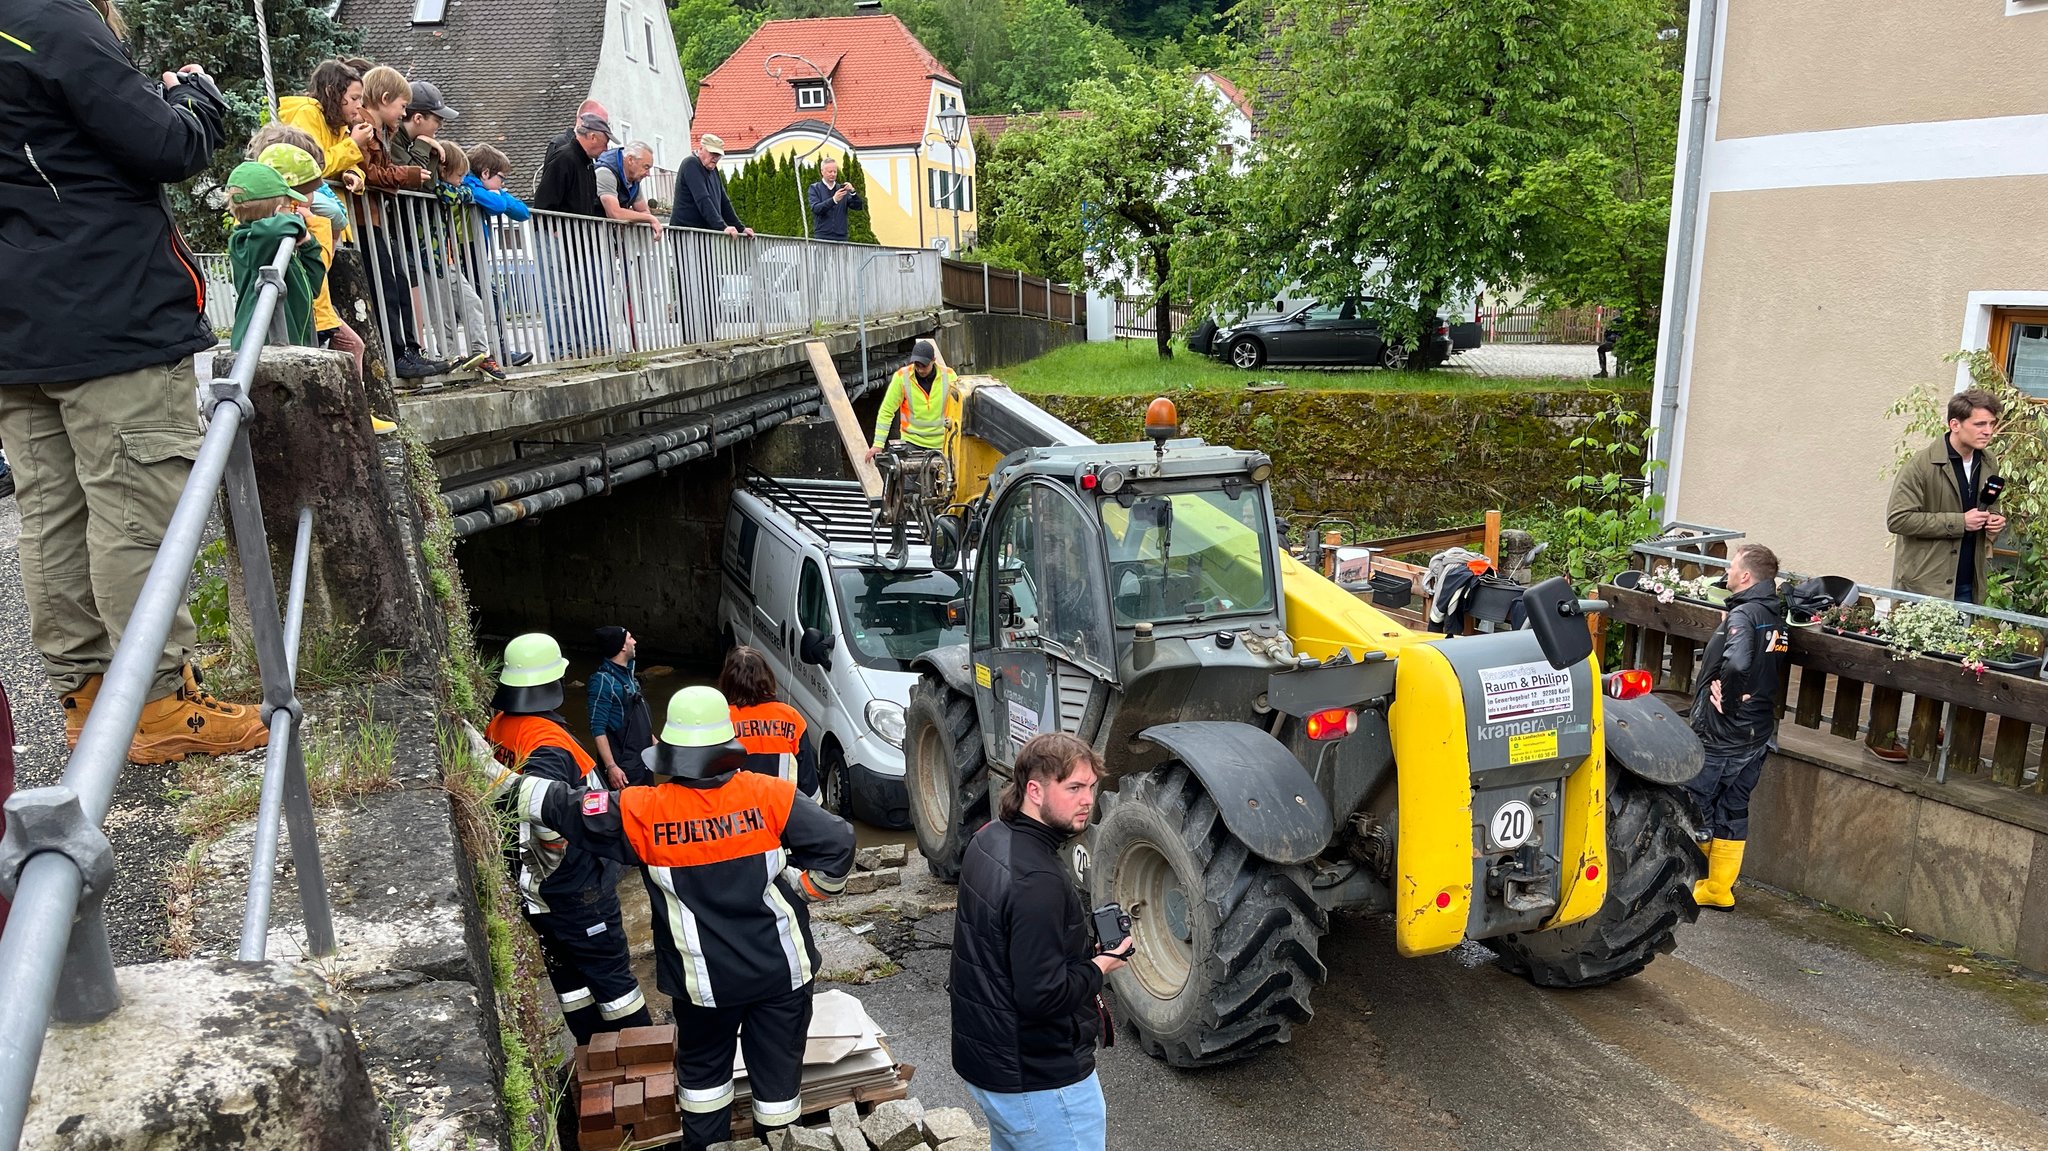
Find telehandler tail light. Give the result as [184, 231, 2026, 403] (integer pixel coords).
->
[1080, 470, 1098, 490]
[1605, 670, 1654, 700]
[1305, 708, 1357, 741]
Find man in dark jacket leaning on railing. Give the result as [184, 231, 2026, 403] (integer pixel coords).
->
[950, 732, 1131, 1151]
[0, 0, 269, 764]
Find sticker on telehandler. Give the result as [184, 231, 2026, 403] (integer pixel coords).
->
[975, 663, 992, 688]
[1507, 729, 1558, 764]
[1007, 701, 1040, 748]
[1478, 660, 1575, 723]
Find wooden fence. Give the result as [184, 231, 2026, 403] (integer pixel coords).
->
[1478, 304, 1607, 345]
[940, 258, 1081, 324]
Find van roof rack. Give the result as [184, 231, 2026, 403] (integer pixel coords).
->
[740, 468, 931, 551]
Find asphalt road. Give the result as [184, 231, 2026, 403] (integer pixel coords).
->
[839, 866, 2048, 1151]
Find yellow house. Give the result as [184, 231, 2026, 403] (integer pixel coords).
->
[690, 15, 977, 251]
[1652, 0, 2048, 583]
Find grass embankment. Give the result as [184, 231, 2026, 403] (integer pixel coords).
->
[1000, 339, 1648, 396]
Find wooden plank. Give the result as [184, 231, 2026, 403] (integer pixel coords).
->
[1795, 667, 1827, 729]
[1621, 624, 1642, 670]
[805, 341, 884, 500]
[1948, 707, 1987, 776]
[1908, 696, 1944, 762]
[1483, 510, 1502, 569]
[1868, 687, 1904, 749]
[1637, 628, 1668, 690]
[1830, 677, 1866, 740]
[1667, 636, 1697, 695]
[1359, 523, 1489, 558]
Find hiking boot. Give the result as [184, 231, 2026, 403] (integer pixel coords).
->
[61, 673, 103, 748]
[476, 357, 508, 381]
[183, 664, 256, 721]
[394, 353, 435, 380]
[129, 684, 269, 765]
[506, 351, 535, 368]
[453, 349, 491, 374]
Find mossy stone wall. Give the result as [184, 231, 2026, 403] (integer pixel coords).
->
[1033, 389, 1648, 530]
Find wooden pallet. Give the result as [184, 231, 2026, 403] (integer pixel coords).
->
[725, 1063, 918, 1139]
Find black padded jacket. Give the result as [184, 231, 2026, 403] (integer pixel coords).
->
[950, 815, 1102, 1094]
[1690, 583, 1790, 756]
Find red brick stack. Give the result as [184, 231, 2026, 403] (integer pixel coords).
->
[575, 1024, 681, 1149]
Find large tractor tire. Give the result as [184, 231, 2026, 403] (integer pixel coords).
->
[1091, 764, 1328, 1067]
[903, 674, 988, 883]
[1491, 768, 1703, 988]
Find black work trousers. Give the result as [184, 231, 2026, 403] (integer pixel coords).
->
[1685, 744, 1769, 841]
[526, 903, 648, 1043]
[674, 983, 815, 1151]
[364, 224, 422, 358]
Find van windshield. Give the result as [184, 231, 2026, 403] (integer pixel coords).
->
[833, 566, 968, 671]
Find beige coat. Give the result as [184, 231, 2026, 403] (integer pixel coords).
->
[1886, 437, 1998, 598]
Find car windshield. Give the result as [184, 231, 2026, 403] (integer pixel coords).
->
[833, 566, 968, 671]
[1099, 486, 1277, 625]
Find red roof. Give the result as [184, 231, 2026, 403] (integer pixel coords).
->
[693, 16, 958, 154]
[1199, 71, 1254, 120]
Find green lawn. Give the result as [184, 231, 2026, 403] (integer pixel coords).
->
[998, 339, 1650, 396]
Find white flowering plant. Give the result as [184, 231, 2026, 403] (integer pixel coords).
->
[1637, 564, 1722, 606]
[1878, 600, 2036, 675]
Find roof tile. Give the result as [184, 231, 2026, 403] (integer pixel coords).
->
[693, 15, 955, 154]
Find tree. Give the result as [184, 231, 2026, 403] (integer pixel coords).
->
[890, 0, 1129, 112]
[726, 151, 879, 243]
[979, 67, 1234, 357]
[1192, 0, 1672, 357]
[123, 0, 358, 249]
[672, 0, 767, 98]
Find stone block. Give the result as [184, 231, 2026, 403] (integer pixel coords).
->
[875, 843, 908, 866]
[708, 1141, 767, 1151]
[1907, 798, 2034, 956]
[1796, 767, 1916, 918]
[636, 1110, 684, 1141]
[829, 1101, 869, 1151]
[643, 1070, 678, 1115]
[869, 866, 902, 889]
[623, 1061, 671, 1081]
[580, 1127, 629, 1151]
[935, 1137, 991, 1151]
[21, 959, 388, 1151]
[844, 871, 880, 895]
[618, 1023, 677, 1065]
[2017, 834, 2048, 974]
[856, 846, 884, 871]
[580, 1082, 615, 1132]
[922, 1107, 979, 1145]
[348, 979, 506, 1149]
[764, 1130, 797, 1151]
[615, 1080, 646, 1126]
[788, 1125, 838, 1150]
[860, 1098, 927, 1151]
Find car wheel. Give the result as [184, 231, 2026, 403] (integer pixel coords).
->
[1228, 337, 1264, 369]
[820, 741, 854, 819]
[1379, 342, 1412, 371]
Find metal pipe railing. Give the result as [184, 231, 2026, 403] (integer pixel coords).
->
[0, 236, 330, 1149]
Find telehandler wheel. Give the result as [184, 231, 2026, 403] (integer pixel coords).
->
[903, 673, 989, 884]
[1490, 769, 1703, 988]
[1092, 764, 1328, 1067]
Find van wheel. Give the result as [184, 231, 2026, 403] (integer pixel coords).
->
[820, 742, 853, 819]
[903, 673, 987, 883]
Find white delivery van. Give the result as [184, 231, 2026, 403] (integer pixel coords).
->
[719, 475, 968, 828]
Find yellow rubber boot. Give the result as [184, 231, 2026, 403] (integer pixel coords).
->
[129, 683, 270, 765]
[1692, 838, 1745, 910]
[61, 674, 104, 748]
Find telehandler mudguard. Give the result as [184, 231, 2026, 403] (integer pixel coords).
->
[1135, 722, 1334, 865]
[912, 643, 978, 700]
[1601, 693, 1705, 786]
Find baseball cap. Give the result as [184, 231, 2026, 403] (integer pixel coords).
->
[700, 133, 727, 156]
[578, 112, 617, 141]
[406, 80, 459, 121]
[255, 143, 321, 190]
[909, 339, 936, 365]
[226, 160, 307, 204]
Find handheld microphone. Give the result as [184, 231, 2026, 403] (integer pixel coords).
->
[1979, 475, 2006, 511]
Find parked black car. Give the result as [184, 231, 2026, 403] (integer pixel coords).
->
[1207, 297, 1480, 370]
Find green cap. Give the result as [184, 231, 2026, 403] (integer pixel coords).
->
[225, 160, 307, 204]
[256, 143, 321, 190]
[499, 632, 568, 688]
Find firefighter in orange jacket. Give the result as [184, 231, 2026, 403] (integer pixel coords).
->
[719, 645, 818, 798]
[500, 685, 856, 1149]
[485, 632, 650, 1043]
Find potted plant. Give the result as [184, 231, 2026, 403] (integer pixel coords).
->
[1817, 600, 1883, 643]
[1878, 599, 2042, 676]
[1637, 564, 1728, 608]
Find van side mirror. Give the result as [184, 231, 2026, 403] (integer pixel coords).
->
[800, 627, 836, 668]
[1523, 575, 1595, 670]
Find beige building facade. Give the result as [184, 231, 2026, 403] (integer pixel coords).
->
[1653, 0, 2048, 584]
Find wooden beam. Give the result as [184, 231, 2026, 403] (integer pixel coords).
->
[1830, 677, 1866, 740]
[1483, 510, 1501, 568]
[1948, 707, 1987, 775]
[1992, 718, 2032, 787]
[805, 341, 884, 500]
[1795, 667, 1827, 729]
[1908, 696, 1944, 762]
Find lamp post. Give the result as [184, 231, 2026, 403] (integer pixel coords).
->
[936, 108, 968, 253]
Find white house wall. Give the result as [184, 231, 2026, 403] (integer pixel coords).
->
[589, 0, 694, 171]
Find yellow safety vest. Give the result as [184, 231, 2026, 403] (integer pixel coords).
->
[872, 365, 954, 450]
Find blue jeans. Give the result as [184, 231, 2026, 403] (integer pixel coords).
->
[966, 1072, 1106, 1151]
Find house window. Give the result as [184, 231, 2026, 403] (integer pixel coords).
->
[620, 121, 633, 147]
[797, 83, 827, 110]
[1988, 307, 2048, 397]
[927, 168, 972, 211]
[410, 0, 447, 23]
[621, 5, 635, 57]
[655, 136, 665, 166]
[938, 92, 958, 113]
[644, 18, 658, 70]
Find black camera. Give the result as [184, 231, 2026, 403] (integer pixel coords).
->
[1092, 902, 1132, 953]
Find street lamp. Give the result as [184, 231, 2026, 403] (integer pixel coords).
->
[936, 108, 968, 253]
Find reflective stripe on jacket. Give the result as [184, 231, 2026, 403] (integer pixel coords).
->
[486, 711, 615, 918]
[871, 365, 954, 449]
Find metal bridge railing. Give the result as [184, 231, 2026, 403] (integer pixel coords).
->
[0, 236, 334, 1150]
[260, 190, 946, 384]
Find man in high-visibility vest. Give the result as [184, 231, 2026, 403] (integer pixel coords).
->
[868, 339, 955, 457]
[485, 632, 651, 1043]
[500, 685, 855, 1149]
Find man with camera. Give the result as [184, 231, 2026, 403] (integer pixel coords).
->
[951, 732, 1131, 1151]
